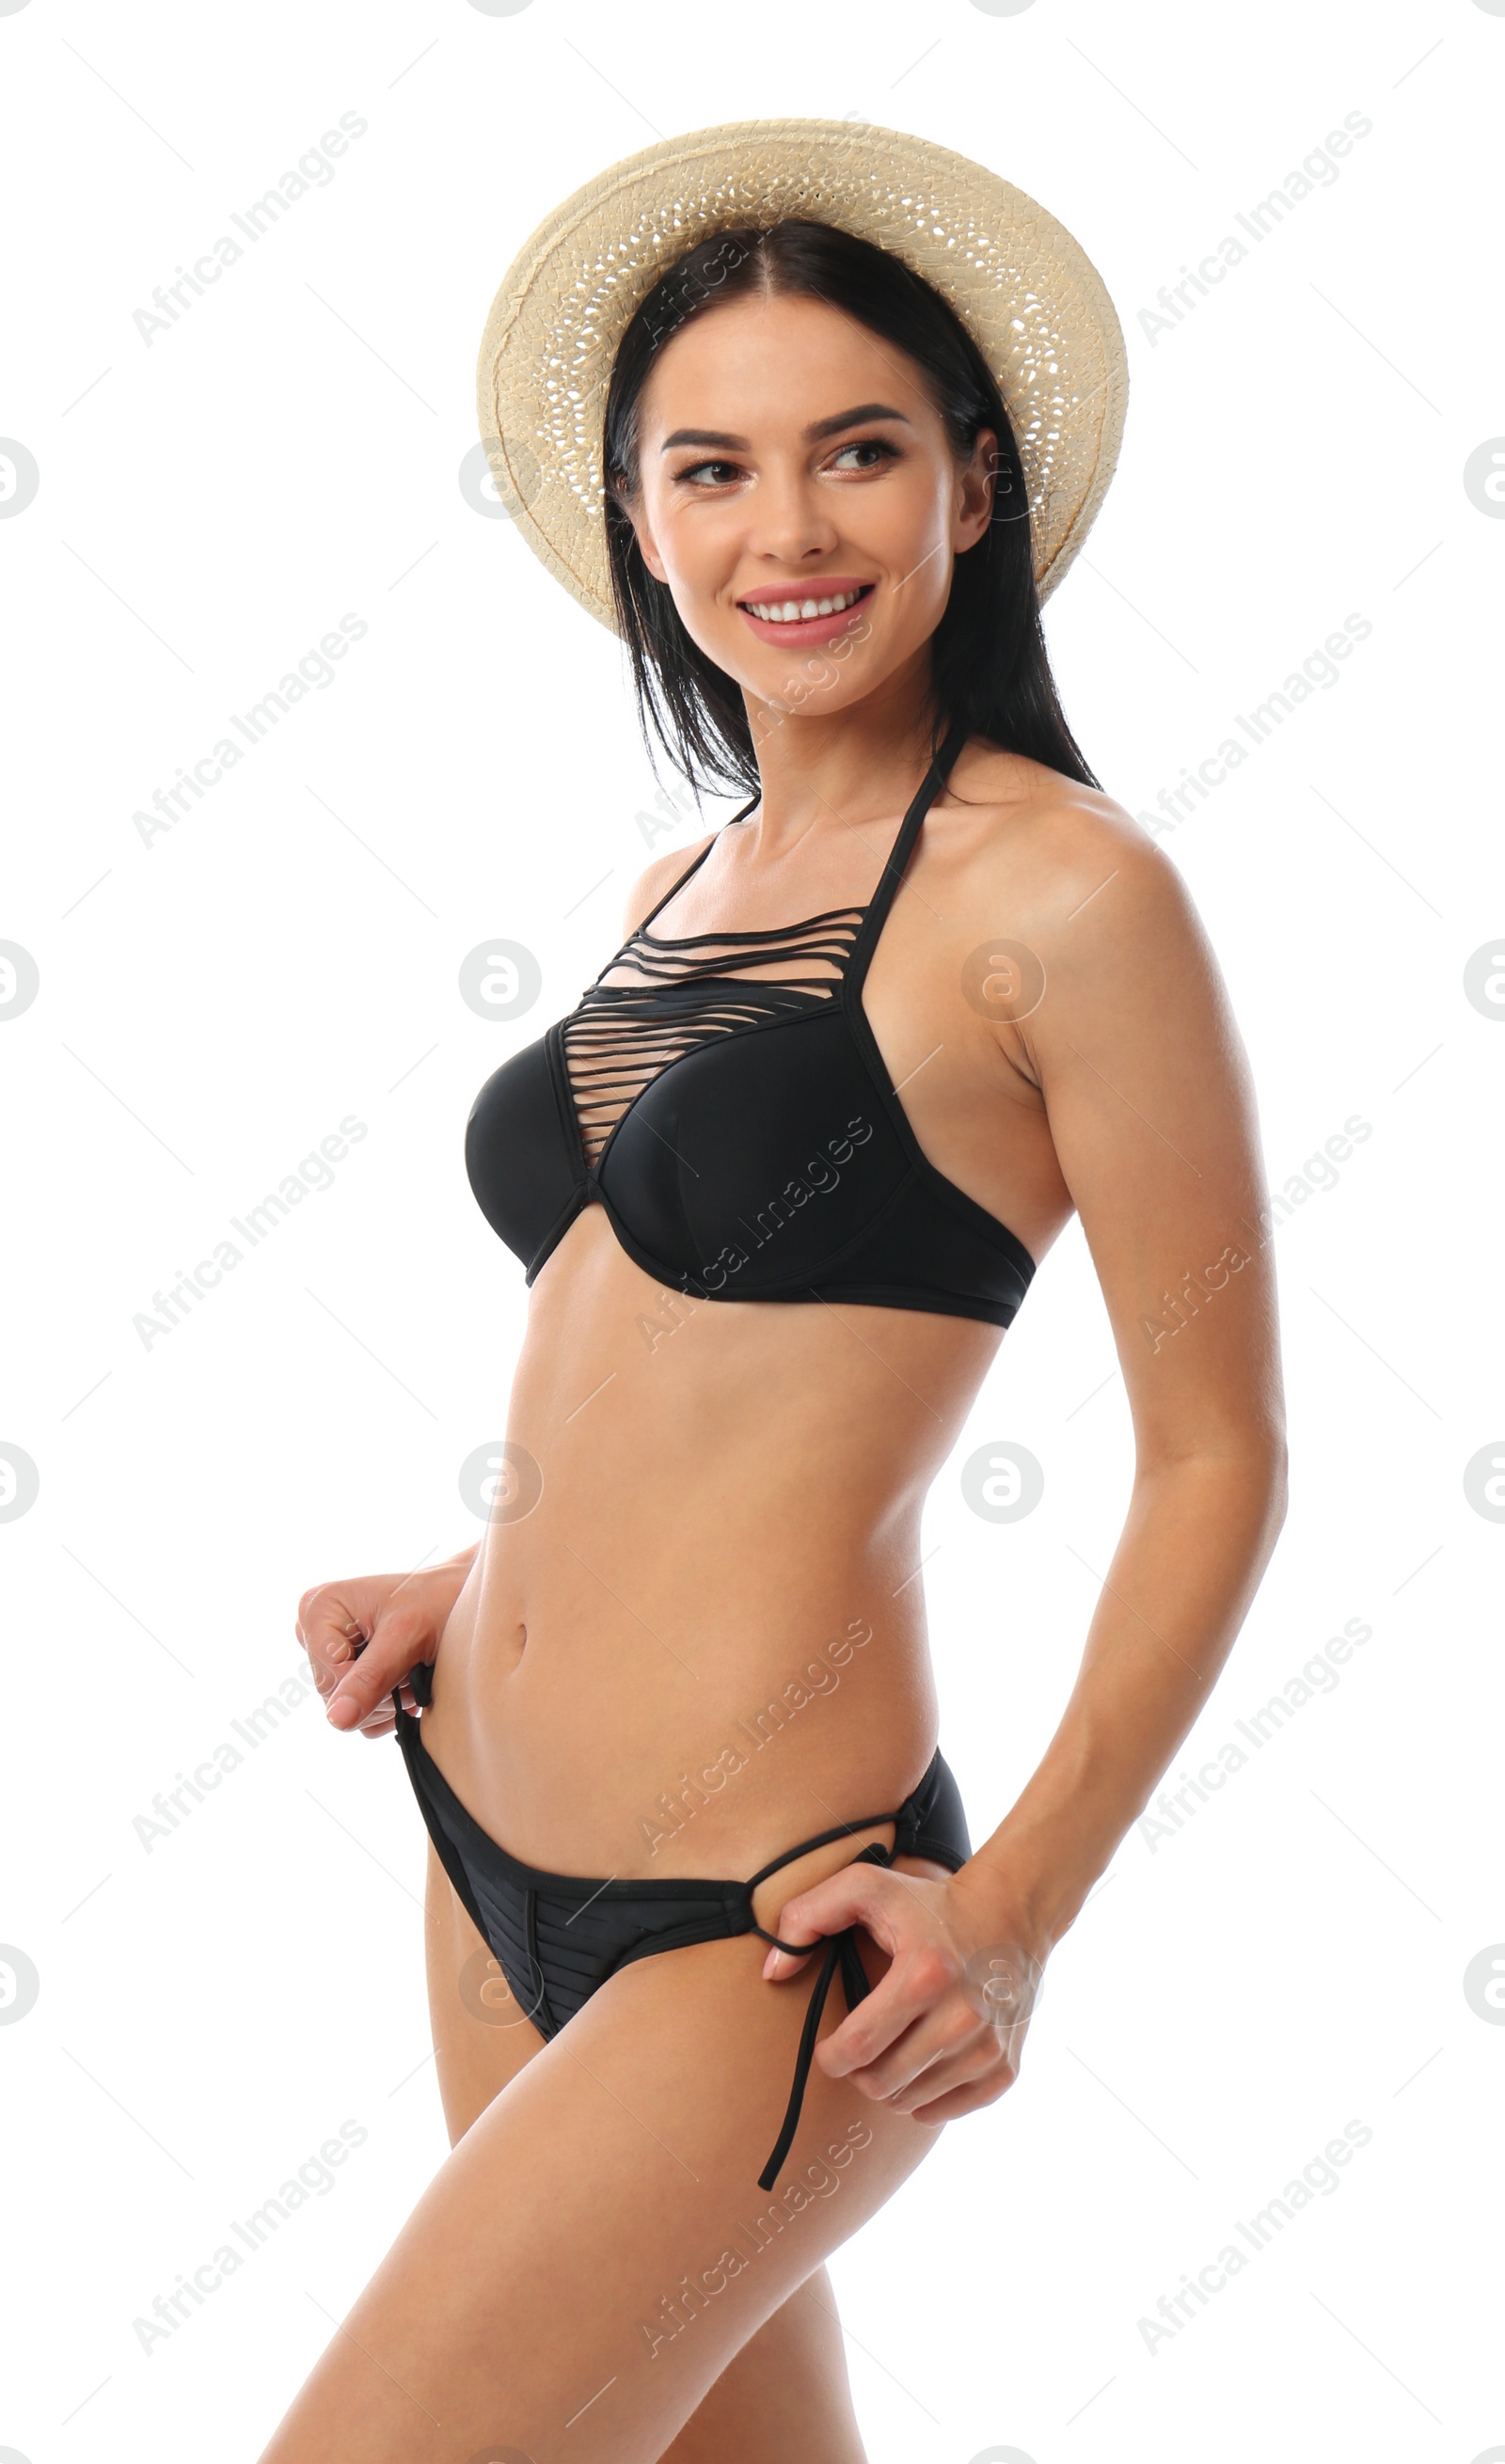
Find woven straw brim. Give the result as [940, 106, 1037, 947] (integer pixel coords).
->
[477, 118, 1127, 633]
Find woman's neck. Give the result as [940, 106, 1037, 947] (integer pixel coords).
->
[739, 656, 945, 850]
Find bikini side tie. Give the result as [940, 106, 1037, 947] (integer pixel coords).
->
[748, 1837, 895, 2194]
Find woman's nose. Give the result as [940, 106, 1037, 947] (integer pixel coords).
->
[744, 466, 841, 565]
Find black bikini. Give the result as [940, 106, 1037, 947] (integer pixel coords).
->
[395, 1666, 971, 2192]
[397, 721, 1028, 2188]
[464, 715, 1037, 1327]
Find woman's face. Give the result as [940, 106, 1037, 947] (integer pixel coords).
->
[622, 290, 996, 724]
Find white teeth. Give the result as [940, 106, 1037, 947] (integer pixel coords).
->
[747, 587, 865, 624]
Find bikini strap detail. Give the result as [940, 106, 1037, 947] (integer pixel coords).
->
[743, 1809, 901, 1894]
[387, 1661, 434, 1725]
[846, 714, 970, 984]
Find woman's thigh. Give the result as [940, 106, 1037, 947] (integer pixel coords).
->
[422, 1846, 869, 2464]
[260, 1849, 936, 2463]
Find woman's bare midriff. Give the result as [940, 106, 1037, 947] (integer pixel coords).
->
[419, 1198, 1006, 1894]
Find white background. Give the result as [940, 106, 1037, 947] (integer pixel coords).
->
[2, 2, 1502, 2458]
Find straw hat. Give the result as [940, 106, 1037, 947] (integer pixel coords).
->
[476, 118, 1127, 633]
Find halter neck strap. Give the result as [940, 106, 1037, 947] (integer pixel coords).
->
[628, 720, 966, 952]
[846, 714, 970, 980]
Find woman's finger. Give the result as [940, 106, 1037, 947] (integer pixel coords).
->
[760, 1861, 909, 1979]
[905, 2067, 1017, 2125]
[349, 1676, 423, 1740]
[325, 1598, 434, 1730]
[879, 2003, 1027, 2109]
[817, 1931, 966, 2079]
[297, 1583, 375, 1693]
[831, 1972, 988, 2100]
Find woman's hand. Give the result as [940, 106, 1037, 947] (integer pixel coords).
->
[760, 1861, 1048, 2124]
[295, 1548, 477, 1739]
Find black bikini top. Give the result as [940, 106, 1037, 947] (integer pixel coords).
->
[465, 718, 1036, 1329]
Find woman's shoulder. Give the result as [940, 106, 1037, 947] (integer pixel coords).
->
[951, 734, 1177, 892]
[619, 826, 721, 938]
[945, 734, 1199, 959]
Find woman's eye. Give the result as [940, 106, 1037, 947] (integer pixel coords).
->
[829, 439, 898, 472]
[676, 458, 740, 488]
[669, 440, 897, 490]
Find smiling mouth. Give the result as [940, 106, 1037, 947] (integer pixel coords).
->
[737, 583, 875, 626]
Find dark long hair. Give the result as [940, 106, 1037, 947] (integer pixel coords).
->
[602, 217, 1100, 800]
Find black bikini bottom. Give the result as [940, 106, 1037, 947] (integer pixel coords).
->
[392, 1665, 971, 2191]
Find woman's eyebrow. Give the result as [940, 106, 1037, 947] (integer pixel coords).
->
[659, 403, 912, 452]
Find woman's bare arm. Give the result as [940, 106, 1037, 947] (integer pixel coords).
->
[958, 799, 1287, 1948]
[766, 798, 1286, 2117]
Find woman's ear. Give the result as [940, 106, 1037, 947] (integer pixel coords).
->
[955, 425, 999, 554]
[615, 480, 669, 585]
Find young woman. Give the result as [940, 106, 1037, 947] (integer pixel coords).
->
[272, 124, 1286, 2464]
